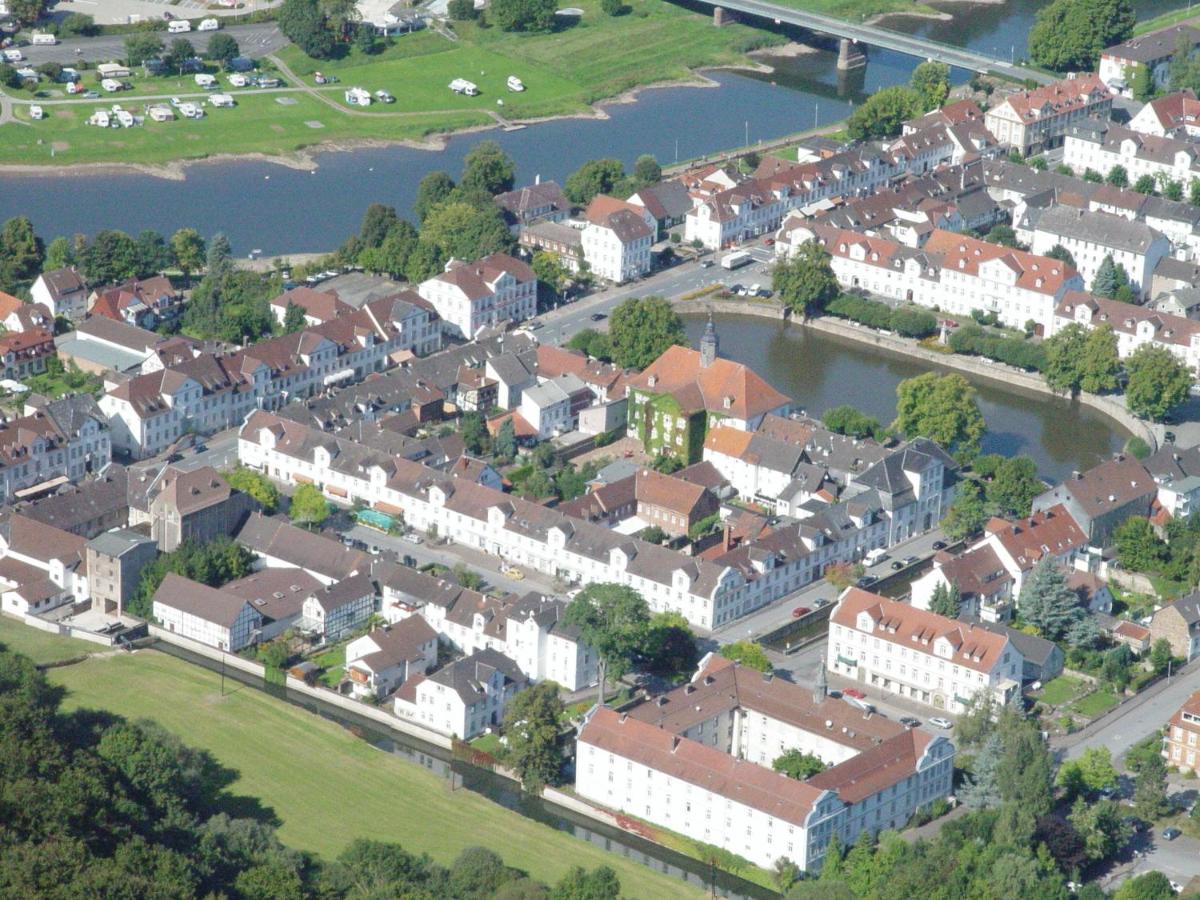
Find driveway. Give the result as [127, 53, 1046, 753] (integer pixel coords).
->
[14, 23, 287, 65]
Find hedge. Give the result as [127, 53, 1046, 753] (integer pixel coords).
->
[947, 323, 1045, 371]
[825, 295, 938, 338]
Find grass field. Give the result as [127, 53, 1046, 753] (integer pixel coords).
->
[0, 617, 99, 664]
[0, 0, 783, 168]
[1069, 687, 1120, 719]
[1134, 7, 1200, 36]
[1035, 675, 1084, 706]
[763, 0, 940, 22]
[46, 648, 700, 898]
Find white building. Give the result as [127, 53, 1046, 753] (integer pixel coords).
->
[30, 267, 88, 321]
[151, 573, 262, 652]
[1128, 90, 1200, 138]
[517, 373, 587, 438]
[828, 587, 1022, 715]
[0, 515, 90, 614]
[394, 648, 527, 739]
[983, 74, 1111, 156]
[345, 617, 438, 700]
[417, 254, 536, 340]
[790, 223, 1083, 333]
[1052, 291, 1200, 375]
[576, 655, 955, 872]
[1099, 25, 1200, 97]
[580, 195, 655, 284]
[1017, 205, 1170, 299]
[1064, 119, 1200, 192]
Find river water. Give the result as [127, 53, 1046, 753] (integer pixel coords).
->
[682, 314, 1128, 483]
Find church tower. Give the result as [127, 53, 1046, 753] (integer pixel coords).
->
[699, 313, 719, 368]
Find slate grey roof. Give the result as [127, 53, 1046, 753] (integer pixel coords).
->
[236, 512, 367, 581]
[967, 618, 1058, 667]
[427, 648, 526, 705]
[152, 572, 254, 628]
[87, 528, 155, 558]
[1021, 205, 1165, 254]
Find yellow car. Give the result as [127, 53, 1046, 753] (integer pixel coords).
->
[502, 566, 525, 580]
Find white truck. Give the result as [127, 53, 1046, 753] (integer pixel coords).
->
[720, 250, 752, 270]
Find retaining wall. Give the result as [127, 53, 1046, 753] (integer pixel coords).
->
[5, 610, 120, 647]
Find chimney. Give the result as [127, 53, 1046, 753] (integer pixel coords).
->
[722, 523, 734, 553]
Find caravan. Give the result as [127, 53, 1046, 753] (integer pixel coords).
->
[449, 78, 479, 96]
[197, 18, 220, 31]
[88, 110, 111, 128]
[194, 73, 217, 89]
[30, 33, 57, 46]
[344, 86, 372, 106]
[209, 93, 235, 108]
[147, 104, 174, 122]
[28, 105, 43, 120]
[167, 19, 192, 33]
[506, 76, 525, 92]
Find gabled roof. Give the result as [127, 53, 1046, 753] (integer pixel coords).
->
[984, 504, 1088, 569]
[36, 267, 86, 300]
[1038, 456, 1156, 520]
[152, 572, 255, 628]
[349, 617, 437, 673]
[236, 512, 367, 581]
[626, 345, 790, 421]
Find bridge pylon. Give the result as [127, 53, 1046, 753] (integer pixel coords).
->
[837, 37, 866, 70]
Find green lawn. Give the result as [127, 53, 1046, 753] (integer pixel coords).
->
[0, 617, 99, 665]
[1035, 675, 1084, 706]
[1069, 687, 1120, 719]
[762, 0, 940, 22]
[48, 650, 699, 898]
[1134, 7, 1200, 35]
[312, 642, 346, 688]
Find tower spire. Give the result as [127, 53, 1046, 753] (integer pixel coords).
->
[699, 312, 719, 368]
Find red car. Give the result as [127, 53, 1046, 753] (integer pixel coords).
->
[791, 606, 811, 618]
[843, 688, 866, 700]
[764, 238, 775, 246]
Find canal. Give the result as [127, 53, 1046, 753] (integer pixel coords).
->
[154, 641, 773, 900]
[681, 314, 1129, 483]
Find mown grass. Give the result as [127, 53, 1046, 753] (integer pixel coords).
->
[1035, 675, 1084, 706]
[48, 649, 700, 898]
[0, 617, 98, 665]
[762, 0, 941, 23]
[1134, 7, 1200, 36]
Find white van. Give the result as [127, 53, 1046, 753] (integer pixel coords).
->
[30, 33, 58, 46]
[167, 19, 192, 34]
[864, 547, 888, 565]
[2, 49, 23, 63]
[197, 18, 220, 31]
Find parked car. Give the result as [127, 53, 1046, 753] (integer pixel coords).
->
[590, 312, 607, 321]
[899, 716, 921, 728]
[1162, 827, 1181, 841]
[891, 560, 904, 570]
[903, 555, 918, 565]
[929, 716, 953, 729]
[791, 606, 811, 618]
[843, 688, 866, 700]
[401, 533, 423, 545]
[857, 575, 878, 588]
[931, 540, 946, 550]
[699, 259, 714, 268]
[502, 566, 525, 580]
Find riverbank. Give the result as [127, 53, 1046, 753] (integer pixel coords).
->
[676, 296, 1154, 453]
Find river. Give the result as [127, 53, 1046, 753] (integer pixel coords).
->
[682, 314, 1128, 483]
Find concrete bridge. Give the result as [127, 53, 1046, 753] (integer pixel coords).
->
[704, 0, 1053, 83]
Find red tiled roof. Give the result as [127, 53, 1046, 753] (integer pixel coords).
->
[626, 345, 790, 422]
[924, 229, 1078, 296]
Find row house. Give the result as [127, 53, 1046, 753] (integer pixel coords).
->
[1052, 291, 1200, 374]
[578, 661, 954, 872]
[1129, 89, 1200, 138]
[1100, 24, 1200, 97]
[1064, 119, 1200, 192]
[0, 395, 110, 503]
[519, 221, 584, 272]
[0, 514, 91, 614]
[787, 223, 1082, 332]
[0, 329, 55, 381]
[374, 562, 597, 691]
[983, 73, 1111, 156]
[151, 572, 261, 652]
[0, 291, 52, 335]
[558, 466, 720, 538]
[417, 253, 536, 340]
[494, 180, 571, 232]
[268, 285, 354, 328]
[1016, 205, 1170, 299]
[827, 587, 1023, 715]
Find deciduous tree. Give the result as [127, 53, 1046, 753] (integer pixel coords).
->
[289, 483, 331, 528]
[892, 372, 986, 463]
[418, 201, 514, 263]
[564, 158, 626, 206]
[0, 215, 44, 291]
[607, 295, 686, 369]
[846, 86, 922, 140]
[719, 640, 772, 673]
[461, 140, 517, 196]
[278, 0, 334, 58]
[502, 681, 564, 792]
[773, 240, 838, 317]
[1125, 343, 1192, 421]
[170, 228, 206, 282]
[563, 583, 650, 703]
[772, 749, 827, 780]
[910, 60, 950, 112]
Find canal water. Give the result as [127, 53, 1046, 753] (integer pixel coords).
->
[155, 642, 772, 900]
[682, 314, 1128, 483]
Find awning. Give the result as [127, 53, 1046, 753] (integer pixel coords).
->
[323, 368, 355, 386]
[293, 474, 314, 485]
[375, 501, 405, 516]
[326, 485, 348, 498]
[13, 475, 69, 499]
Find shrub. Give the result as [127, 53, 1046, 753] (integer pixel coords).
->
[447, 0, 479, 19]
[948, 323, 1045, 371]
[825, 293, 892, 330]
[889, 306, 938, 338]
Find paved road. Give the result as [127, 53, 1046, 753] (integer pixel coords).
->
[1105, 828, 1199, 893]
[52, 0, 282, 24]
[1058, 659, 1200, 762]
[13, 23, 287, 66]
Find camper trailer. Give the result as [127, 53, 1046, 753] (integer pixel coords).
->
[344, 86, 372, 106]
[449, 78, 479, 96]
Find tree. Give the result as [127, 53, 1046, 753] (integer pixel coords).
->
[1134, 173, 1158, 196]
[125, 32, 165, 66]
[633, 154, 661, 186]
[493, 417, 517, 463]
[892, 372, 986, 463]
[824, 560, 864, 591]
[61, 12, 98, 36]
[289, 483, 331, 528]
[448, 0, 479, 19]
[1133, 752, 1170, 821]
[823, 404, 880, 439]
[1114, 516, 1166, 573]
[278, 0, 334, 58]
[206, 32, 241, 64]
[1042, 322, 1087, 395]
[0, 215, 44, 290]
[847, 86, 922, 141]
[986, 455, 1042, 518]
[959, 733, 1003, 808]
[81, 229, 139, 285]
[985, 223, 1021, 249]
[565, 328, 612, 362]
[488, 0, 557, 31]
[532, 251, 569, 302]
[502, 681, 564, 792]
[1125, 344, 1192, 421]
[563, 584, 650, 703]
[222, 467, 281, 513]
[460, 411, 489, 456]
[600, 0, 624, 14]
[413, 171, 457, 223]
[1078, 324, 1121, 393]
[773, 241, 838, 317]
[1150, 638, 1174, 675]
[461, 140, 517, 196]
[418, 201, 514, 263]
[773, 858, 801, 895]
[719, 640, 772, 673]
[1057, 747, 1119, 801]
[910, 60, 950, 112]
[638, 611, 698, 680]
[6, 0, 44, 25]
[929, 581, 962, 618]
[1045, 244, 1076, 268]
[773, 749, 827, 780]
[43, 235, 74, 271]
[1019, 557, 1081, 641]
[994, 713, 1055, 815]
[607, 295, 686, 369]
[134, 229, 171, 277]
[207, 231, 234, 280]
[165, 38, 196, 75]
[171, 228, 206, 283]
[550, 865, 621, 900]
[942, 480, 988, 541]
[564, 159, 626, 206]
[1115, 872, 1177, 900]
[1106, 165, 1130, 189]
[281, 302, 308, 334]
[1029, 0, 1134, 71]
[1070, 796, 1132, 861]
